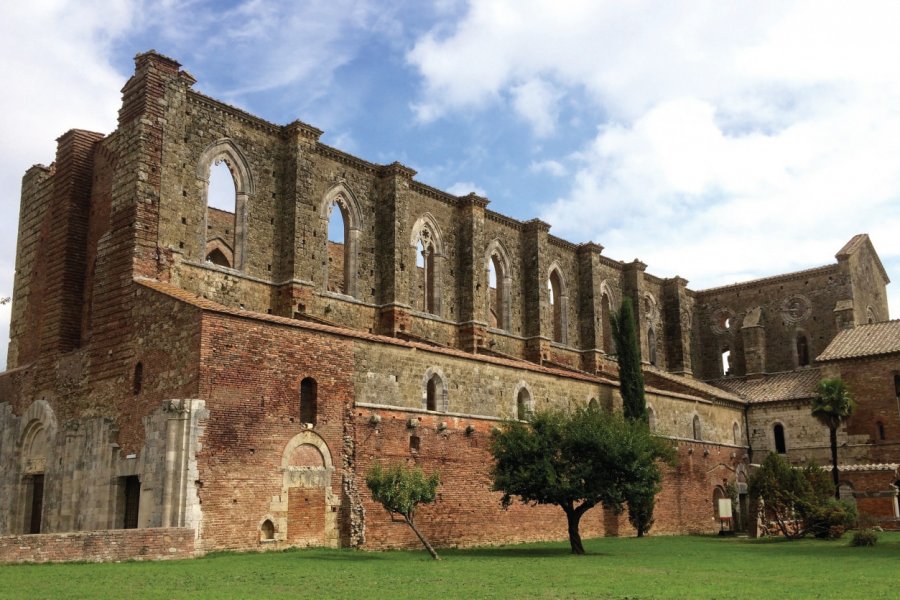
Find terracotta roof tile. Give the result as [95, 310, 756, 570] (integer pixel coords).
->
[644, 368, 744, 403]
[707, 369, 822, 403]
[816, 320, 900, 361]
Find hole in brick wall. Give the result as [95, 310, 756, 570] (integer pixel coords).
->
[181, 216, 187, 224]
[182, 191, 187, 197]
[300, 377, 317, 425]
[409, 436, 420, 452]
[133, 362, 143, 395]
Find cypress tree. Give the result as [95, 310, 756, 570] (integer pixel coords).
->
[611, 298, 648, 423]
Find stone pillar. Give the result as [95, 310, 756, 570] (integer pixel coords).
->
[577, 242, 605, 373]
[623, 259, 648, 360]
[522, 219, 551, 363]
[741, 306, 767, 375]
[274, 121, 322, 318]
[374, 162, 416, 336]
[662, 276, 693, 376]
[456, 193, 490, 352]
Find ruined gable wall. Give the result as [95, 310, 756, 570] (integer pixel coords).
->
[843, 241, 891, 323]
[692, 265, 848, 379]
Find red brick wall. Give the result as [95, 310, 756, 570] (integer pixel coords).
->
[288, 488, 326, 544]
[836, 355, 900, 464]
[0, 528, 194, 564]
[353, 408, 746, 550]
[193, 311, 354, 551]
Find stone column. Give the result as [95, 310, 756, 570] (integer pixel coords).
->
[522, 219, 551, 364]
[577, 242, 605, 373]
[374, 162, 416, 336]
[662, 276, 693, 376]
[456, 193, 490, 352]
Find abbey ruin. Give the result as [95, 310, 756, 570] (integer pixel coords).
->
[1, 51, 897, 562]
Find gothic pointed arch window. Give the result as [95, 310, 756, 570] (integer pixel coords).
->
[411, 215, 444, 316]
[197, 139, 254, 271]
[648, 405, 657, 432]
[423, 369, 448, 412]
[692, 414, 702, 441]
[647, 327, 657, 366]
[319, 184, 362, 298]
[599, 281, 617, 355]
[486, 240, 512, 331]
[516, 388, 532, 420]
[548, 265, 567, 345]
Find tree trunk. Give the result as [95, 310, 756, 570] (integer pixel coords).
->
[564, 506, 586, 555]
[636, 528, 644, 538]
[829, 426, 840, 500]
[404, 515, 441, 560]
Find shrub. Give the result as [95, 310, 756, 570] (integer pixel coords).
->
[850, 529, 878, 547]
[806, 499, 857, 539]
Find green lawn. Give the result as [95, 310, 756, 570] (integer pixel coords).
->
[1, 533, 897, 600]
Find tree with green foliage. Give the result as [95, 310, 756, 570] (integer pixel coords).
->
[365, 462, 441, 560]
[490, 407, 675, 554]
[811, 378, 855, 498]
[610, 298, 647, 423]
[748, 453, 835, 539]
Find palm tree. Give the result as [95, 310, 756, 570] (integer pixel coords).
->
[811, 378, 855, 499]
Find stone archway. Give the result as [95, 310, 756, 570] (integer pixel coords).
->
[268, 432, 339, 548]
[17, 400, 57, 534]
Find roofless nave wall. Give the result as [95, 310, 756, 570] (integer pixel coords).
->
[0, 50, 894, 560]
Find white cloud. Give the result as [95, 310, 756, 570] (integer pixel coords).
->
[530, 159, 567, 177]
[409, 0, 900, 316]
[510, 79, 562, 137]
[0, 0, 136, 368]
[446, 181, 487, 197]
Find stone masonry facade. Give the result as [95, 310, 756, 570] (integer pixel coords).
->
[0, 51, 897, 561]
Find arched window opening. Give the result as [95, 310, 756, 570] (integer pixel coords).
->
[588, 397, 599, 411]
[601, 293, 615, 355]
[647, 327, 657, 366]
[721, 348, 731, 377]
[424, 373, 446, 412]
[692, 415, 702, 441]
[774, 423, 787, 454]
[548, 269, 565, 344]
[488, 253, 508, 330]
[648, 406, 657, 432]
[300, 378, 317, 425]
[133, 362, 143, 395]
[260, 519, 275, 541]
[326, 201, 350, 295]
[796, 333, 810, 367]
[876, 421, 886, 441]
[516, 388, 531, 420]
[409, 435, 421, 452]
[205, 161, 237, 266]
[417, 238, 436, 313]
[733, 422, 741, 446]
[839, 483, 857, 506]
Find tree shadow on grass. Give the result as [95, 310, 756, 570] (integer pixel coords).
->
[445, 547, 612, 558]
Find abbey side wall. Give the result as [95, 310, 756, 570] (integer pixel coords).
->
[1, 51, 893, 557]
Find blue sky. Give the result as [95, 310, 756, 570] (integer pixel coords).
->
[2, 1, 900, 368]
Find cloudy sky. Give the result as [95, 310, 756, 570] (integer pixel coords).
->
[1, 1, 899, 368]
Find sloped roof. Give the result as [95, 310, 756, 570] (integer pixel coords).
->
[707, 368, 822, 404]
[644, 367, 744, 403]
[817, 320, 900, 361]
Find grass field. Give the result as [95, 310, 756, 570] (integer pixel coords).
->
[1, 532, 897, 599]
